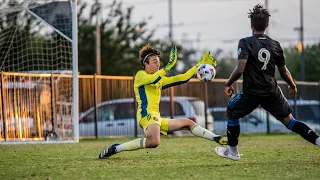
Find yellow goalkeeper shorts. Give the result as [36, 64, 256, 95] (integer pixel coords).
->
[138, 112, 169, 135]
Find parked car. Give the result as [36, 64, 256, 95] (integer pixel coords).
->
[0, 107, 73, 140]
[287, 99, 320, 124]
[159, 96, 213, 131]
[210, 107, 289, 133]
[210, 101, 320, 133]
[0, 112, 34, 131]
[79, 96, 214, 137]
[79, 97, 213, 137]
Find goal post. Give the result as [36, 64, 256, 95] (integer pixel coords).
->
[72, 0, 79, 143]
[0, 0, 78, 144]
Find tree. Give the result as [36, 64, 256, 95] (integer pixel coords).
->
[281, 43, 320, 81]
[212, 49, 237, 79]
[78, 0, 182, 76]
[0, 0, 185, 75]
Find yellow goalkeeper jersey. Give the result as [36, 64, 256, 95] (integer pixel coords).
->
[134, 66, 197, 120]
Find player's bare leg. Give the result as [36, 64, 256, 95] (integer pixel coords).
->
[98, 124, 159, 159]
[168, 119, 227, 145]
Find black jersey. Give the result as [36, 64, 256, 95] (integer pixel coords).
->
[237, 34, 285, 96]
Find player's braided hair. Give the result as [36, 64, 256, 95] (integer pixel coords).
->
[139, 44, 161, 67]
[248, 4, 270, 32]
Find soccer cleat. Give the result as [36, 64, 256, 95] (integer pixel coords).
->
[98, 143, 119, 159]
[213, 136, 228, 145]
[215, 147, 240, 161]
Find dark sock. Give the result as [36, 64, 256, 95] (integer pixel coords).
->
[287, 118, 319, 145]
[227, 119, 240, 147]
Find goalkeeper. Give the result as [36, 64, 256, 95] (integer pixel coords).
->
[98, 44, 227, 159]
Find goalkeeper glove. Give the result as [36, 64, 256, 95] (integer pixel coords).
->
[195, 51, 217, 67]
[164, 46, 177, 71]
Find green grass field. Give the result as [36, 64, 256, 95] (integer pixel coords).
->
[0, 135, 319, 180]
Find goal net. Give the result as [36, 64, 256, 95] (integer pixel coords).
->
[0, 0, 78, 143]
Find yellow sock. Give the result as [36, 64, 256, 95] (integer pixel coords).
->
[116, 138, 146, 152]
[191, 124, 218, 140]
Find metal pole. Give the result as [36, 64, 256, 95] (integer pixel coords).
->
[93, 74, 98, 139]
[263, 0, 271, 132]
[204, 82, 208, 129]
[133, 76, 137, 138]
[318, 81, 320, 111]
[266, 112, 270, 134]
[170, 88, 174, 120]
[50, 73, 57, 134]
[35, 77, 41, 138]
[13, 75, 17, 138]
[72, 0, 79, 143]
[294, 89, 298, 119]
[168, 0, 174, 119]
[1, 73, 7, 141]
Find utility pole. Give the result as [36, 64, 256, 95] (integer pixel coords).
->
[168, 0, 174, 119]
[265, 0, 269, 35]
[95, 0, 101, 75]
[294, 0, 305, 98]
[299, 0, 305, 83]
[265, 0, 271, 134]
[168, 0, 173, 45]
[94, 0, 102, 136]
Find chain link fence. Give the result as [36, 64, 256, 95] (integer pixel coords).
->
[1, 72, 319, 140]
[78, 76, 320, 138]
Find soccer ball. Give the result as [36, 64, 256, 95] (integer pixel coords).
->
[197, 64, 216, 82]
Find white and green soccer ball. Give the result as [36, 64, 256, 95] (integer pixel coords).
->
[196, 64, 216, 82]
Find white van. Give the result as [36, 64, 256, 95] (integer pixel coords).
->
[79, 96, 213, 137]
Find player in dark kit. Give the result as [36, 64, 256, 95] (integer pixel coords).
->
[215, 4, 320, 161]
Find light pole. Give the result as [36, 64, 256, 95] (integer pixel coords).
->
[95, 0, 101, 75]
[294, 0, 305, 98]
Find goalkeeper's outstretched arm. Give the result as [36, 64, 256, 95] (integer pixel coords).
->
[162, 67, 197, 90]
[134, 69, 167, 87]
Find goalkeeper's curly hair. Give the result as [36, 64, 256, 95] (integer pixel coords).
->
[248, 4, 270, 32]
[139, 44, 161, 67]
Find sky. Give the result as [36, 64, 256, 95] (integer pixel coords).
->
[87, 0, 320, 57]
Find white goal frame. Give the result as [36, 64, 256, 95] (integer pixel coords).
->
[0, 0, 79, 144]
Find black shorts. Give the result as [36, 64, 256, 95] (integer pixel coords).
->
[227, 86, 292, 120]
